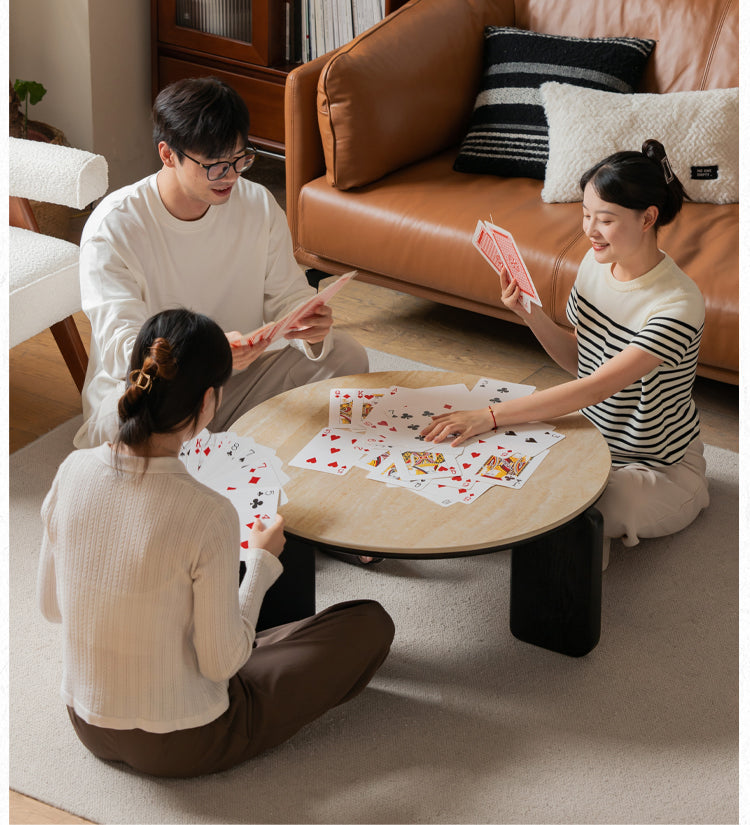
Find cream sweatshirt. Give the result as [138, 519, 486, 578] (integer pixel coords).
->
[37, 444, 283, 733]
[75, 174, 331, 448]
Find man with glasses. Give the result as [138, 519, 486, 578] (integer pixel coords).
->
[74, 76, 368, 449]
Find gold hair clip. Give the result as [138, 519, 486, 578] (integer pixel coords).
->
[129, 368, 153, 393]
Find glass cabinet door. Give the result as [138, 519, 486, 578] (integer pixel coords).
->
[157, 0, 283, 66]
[175, 0, 252, 43]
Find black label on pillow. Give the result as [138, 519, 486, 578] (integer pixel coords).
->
[691, 165, 719, 180]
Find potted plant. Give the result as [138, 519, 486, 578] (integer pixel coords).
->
[10, 79, 66, 144]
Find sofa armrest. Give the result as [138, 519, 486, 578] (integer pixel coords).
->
[316, 0, 516, 190]
[285, 53, 333, 250]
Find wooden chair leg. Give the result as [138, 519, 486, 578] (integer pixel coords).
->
[50, 316, 88, 393]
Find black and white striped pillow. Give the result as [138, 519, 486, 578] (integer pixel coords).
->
[454, 27, 655, 180]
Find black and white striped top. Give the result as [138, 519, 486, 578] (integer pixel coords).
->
[566, 250, 704, 467]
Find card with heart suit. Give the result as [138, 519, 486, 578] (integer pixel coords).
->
[359, 388, 390, 426]
[472, 220, 541, 314]
[288, 427, 360, 475]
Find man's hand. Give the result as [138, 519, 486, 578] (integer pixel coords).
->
[225, 331, 271, 372]
[283, 304, 333, 346]
[420, 408, 496, 447]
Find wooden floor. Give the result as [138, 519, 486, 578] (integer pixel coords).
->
[8, 161, 739, 824]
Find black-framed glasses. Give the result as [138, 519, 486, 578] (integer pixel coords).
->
[181, 146, 257, 181]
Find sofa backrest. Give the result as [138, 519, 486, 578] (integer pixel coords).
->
[515, 0, 738, 92]
[316, 0, 738, 190]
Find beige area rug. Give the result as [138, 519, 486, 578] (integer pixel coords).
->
[9, 350, 739, 824]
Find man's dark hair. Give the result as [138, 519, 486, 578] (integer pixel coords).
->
[152, 76, 250, 160]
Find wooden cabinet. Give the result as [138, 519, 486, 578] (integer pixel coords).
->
[151, 0, 408, 155]
[152, 0, 297, 155]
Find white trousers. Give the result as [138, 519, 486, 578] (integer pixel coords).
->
[596, 438, 710, 548]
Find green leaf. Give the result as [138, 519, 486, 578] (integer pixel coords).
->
[14, 80, 47, 106]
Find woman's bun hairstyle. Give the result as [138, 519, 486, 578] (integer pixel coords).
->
[580, 138, 689, 230]
[116, 308, 232, 449]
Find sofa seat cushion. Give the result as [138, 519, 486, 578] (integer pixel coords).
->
[297, 150, 738, 377]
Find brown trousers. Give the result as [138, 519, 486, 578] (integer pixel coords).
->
[68, 600, 394, 778]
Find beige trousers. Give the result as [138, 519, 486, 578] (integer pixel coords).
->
[210, 329, 368, 431]
[81, 330, 368, 447]
[596, 438, 710, 549]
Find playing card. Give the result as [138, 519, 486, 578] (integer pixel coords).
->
[468, 376, 536, 405]
[412, 479, 492, 507]
[367, 457, 434, 490]
[355, 449, 392, 471]
[485, 223, 541, 308]
[224, 487, 280, 549]
[492, 426, 565, 457]
[391, 446, 462, 479]
[472, 220, 541, 314]
[289, 427, 360, 475]
[237, 271, 358, 348]
[470, 447, 549, 489]
[328, 388, 364, 429]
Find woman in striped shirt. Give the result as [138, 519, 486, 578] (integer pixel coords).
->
[422, 140, 709, 568]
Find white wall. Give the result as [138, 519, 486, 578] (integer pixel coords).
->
[9, 0, 158, 191]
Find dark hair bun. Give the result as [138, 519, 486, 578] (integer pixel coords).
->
[116, 309, 233, 449]
[580, 138, 689, 230]
[641, 138, 667, 162]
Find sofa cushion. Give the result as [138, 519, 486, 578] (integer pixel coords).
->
[453, 27, 655, 180]
[316, 0, 513, 191]
[540, 82, 739, 205]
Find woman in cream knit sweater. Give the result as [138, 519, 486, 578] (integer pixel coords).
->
[38, 308, 394, 777]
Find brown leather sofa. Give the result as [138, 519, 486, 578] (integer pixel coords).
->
[285, 0, 738, 384]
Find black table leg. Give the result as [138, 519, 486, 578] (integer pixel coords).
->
[255, 533, 317, 631]
[509, 506, 603, 657]
[305, 268, 328, 290]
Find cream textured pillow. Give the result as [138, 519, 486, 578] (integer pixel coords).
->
[540, 83, 738, 204]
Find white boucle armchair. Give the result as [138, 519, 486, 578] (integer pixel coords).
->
[8, 137, 108, 391]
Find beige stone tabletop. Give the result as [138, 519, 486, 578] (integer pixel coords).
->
[232, 371, 611, 557]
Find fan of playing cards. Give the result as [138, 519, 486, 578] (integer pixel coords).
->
[179, 430, 289, 549]
[288, 378, 566, 507]
[473, 220, 541, 314]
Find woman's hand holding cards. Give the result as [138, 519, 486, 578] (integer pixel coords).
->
[421, 407, 496, 447]
[248, 513, 286, 558]
[499, 266, 527, 318]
